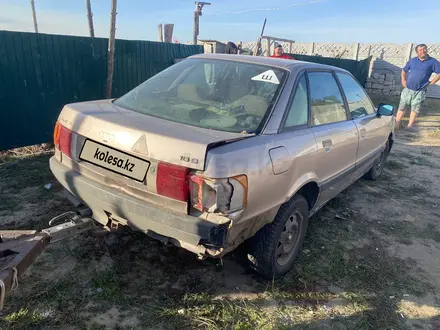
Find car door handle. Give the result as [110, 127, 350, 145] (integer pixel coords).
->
[322, 139, 332, 151]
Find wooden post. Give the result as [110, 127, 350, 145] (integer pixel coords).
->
[368, 57, 375, 77]
[366, 45, 372, 58]
[253, 38, 261, 56]
[158, 24, 163, 42]
[164, 24, 174, 43]
[193, 7, 199, 45]
[404, 43, 413, 65]
[30, 0, 38, 33]
[106, 0, 117, 99]
[308, 42, 314, 55]
[266, 38, 271, 57]
[352, 43, 360, 60]
[289, 42, 293, 54]
[86, 0, 95, 37]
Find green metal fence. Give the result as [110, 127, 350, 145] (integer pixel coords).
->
[0, 31, 203, 151]
[288, 54, 372, 86]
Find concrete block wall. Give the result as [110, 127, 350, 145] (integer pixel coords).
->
[238, 41, 440, 99]
[364, 72, 402, 97]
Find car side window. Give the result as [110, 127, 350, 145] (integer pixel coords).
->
[336, 73, 376, 119]
[308, 72, 347, 126]
[284, 74, 308, 128]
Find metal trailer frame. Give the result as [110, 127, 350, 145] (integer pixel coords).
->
[0, 209, 96, 310]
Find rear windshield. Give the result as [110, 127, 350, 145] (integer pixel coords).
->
[114, 58, 287, 133]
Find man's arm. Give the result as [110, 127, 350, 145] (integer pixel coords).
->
[429, 74, 440, 86]
[429, 59, 440, 86]
[402, 59, 411, 88]
[401, 70, 407, 88]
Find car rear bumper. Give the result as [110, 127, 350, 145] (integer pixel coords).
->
[49, 156, 229, 256]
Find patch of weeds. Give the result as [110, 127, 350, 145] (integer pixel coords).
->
[421, 147, 434, 157]
[387, 182, 429, 197]
[386, 159, 408, 171]
[407, 183, 429, 194]
[151, 296, 276, 330]
[91, 270, 123, 302]
[376, 221, 415, 245]
[409, 156, 434, 167]
[0, 154, 55, 193]
[402, 132, 420, 141]
[182, 298, 273, 330]
[0, 308, 55, 329]
[3, 272, 90, 329]
[420, 224, 440, 243]
[266, 287, 337, 302]
[429, 128, 440, 138]
[0, 194, 22, 213]
[375, 221, 440, 245]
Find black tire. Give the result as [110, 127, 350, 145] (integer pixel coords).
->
[365, 140, 390, 181]
[247, 194, 309, 279]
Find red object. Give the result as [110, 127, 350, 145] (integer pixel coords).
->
[55, 123, 72, 158]
[189, 175, 204, 211]
[270, 54, 294, 60]
[156, 162, 189, 201]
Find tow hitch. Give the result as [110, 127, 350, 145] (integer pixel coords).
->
[0, 209, 96, 311]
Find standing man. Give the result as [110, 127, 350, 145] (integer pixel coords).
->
[270, 44, 294, 60]
[396, 44, 440, 129]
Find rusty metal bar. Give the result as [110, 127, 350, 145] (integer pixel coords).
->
[0, 230, 37, 242]
[0, 235, 48, 309]
[0, 212, 95, 310]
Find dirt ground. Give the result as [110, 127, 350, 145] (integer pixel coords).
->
[1, 111, 440, 329]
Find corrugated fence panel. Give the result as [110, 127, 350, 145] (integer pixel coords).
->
[0, 31, 203, 151]
[288, 54, 372, 85]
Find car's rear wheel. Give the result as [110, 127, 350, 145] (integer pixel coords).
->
[247, 194, 309, 279]
[365, 141, 390, 181]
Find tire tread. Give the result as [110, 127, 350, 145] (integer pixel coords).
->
[247, 194, 308, 278]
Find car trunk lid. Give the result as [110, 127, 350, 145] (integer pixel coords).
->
[58, 99, 249, 171]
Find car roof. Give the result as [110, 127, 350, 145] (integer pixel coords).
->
[189, 53, 350, 74]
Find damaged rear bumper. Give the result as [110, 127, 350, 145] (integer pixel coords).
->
[49, 157, 230, 257]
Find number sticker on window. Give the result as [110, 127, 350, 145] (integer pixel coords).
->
[251, 70, 280, 85]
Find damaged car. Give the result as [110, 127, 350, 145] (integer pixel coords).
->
[51, 54, 394, 278]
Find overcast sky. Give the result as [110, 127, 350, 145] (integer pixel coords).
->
[0, 0, 438, 44]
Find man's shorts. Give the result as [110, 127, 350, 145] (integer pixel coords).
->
[398, 88, 426, 114]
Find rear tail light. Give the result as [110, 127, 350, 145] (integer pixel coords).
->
[54, 121, 72, 158]
[157, 162, 189, 201]
[54, 121, 61, 147]
[189, 175, 248, 213]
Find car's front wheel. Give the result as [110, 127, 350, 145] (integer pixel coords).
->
[247, 194, 309, 279]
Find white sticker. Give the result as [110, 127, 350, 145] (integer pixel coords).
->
[251, 70, 280, 85]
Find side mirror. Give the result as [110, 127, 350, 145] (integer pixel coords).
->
[377, 103, 394, 116]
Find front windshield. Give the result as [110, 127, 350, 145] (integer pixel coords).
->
[114, 58, 287, 133]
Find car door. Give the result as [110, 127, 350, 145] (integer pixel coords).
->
[335, 72, 390, 173]
[307, 71, 359, 206]
[276, 72, 318, 197]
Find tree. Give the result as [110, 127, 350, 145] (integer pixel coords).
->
[30, 0, 38, 33]
[86, 0, 95, 37]
[106, 0, 117, 98]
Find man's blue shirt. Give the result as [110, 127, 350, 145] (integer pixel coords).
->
[403, 56, 440, 91]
